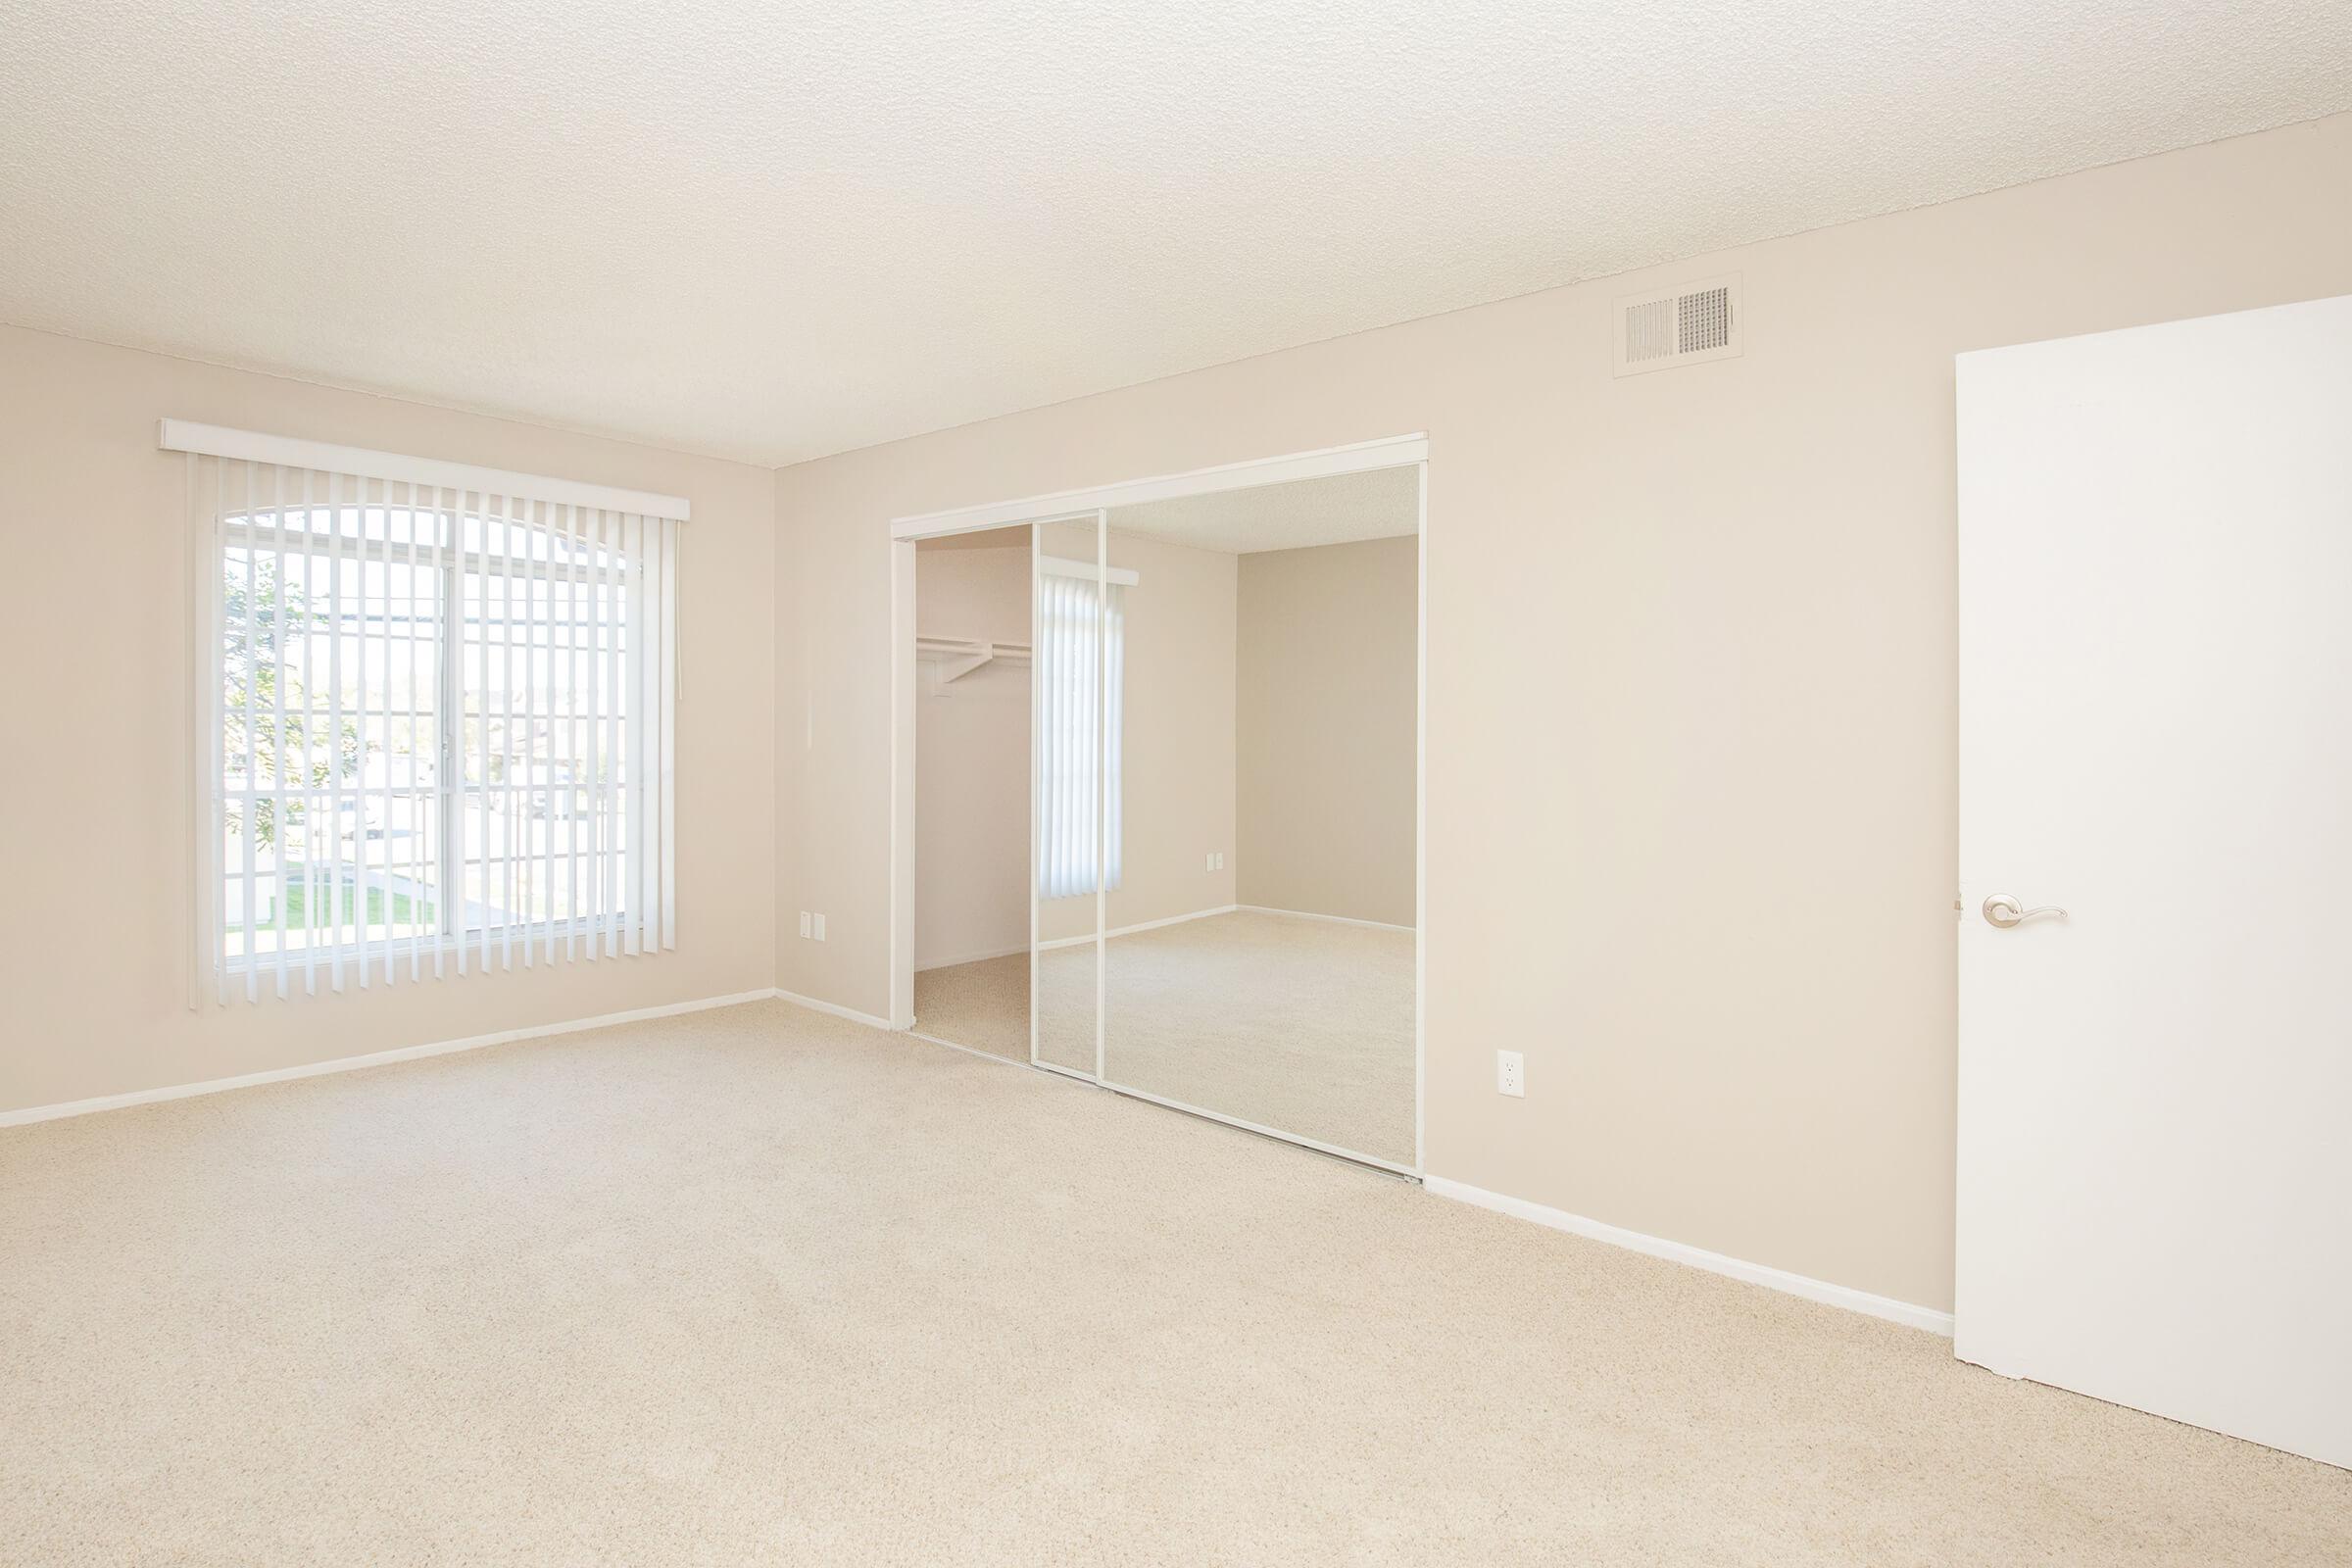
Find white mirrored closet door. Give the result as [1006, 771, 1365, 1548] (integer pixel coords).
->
[1030, 514, 1105, 1078]
[1090, 479, 1419, 1170]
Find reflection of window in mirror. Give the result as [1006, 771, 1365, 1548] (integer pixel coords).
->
[1036, 560, 1124, 899]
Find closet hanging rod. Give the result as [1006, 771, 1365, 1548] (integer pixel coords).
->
[915, 635, 1032, 657]
[916, 635, 1031, 683]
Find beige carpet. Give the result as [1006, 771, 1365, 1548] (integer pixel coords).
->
[913, 951, 1029, 1060]
[3, 1000, 2346, 1566]
[1029, 908, 1415, 1163]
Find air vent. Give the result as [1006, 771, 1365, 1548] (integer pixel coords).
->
[1614, 273, 1741, 376]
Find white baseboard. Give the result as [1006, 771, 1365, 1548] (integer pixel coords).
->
[770, 987, 893, 1031]
[0, 989, 779, 1130]
[1422, 1175, 1955, 1337]
[914, 941, 1028, 973]
[1237, 905, 1414, 933]
[1035, 904, 1238, 952]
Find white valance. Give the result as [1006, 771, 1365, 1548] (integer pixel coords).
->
[162, 420, 691, 522]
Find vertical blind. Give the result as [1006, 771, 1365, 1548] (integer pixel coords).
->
[1036, 567, 1123, 900]
[180, 438, 680, 1004]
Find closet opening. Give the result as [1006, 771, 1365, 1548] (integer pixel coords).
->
[905, 524, 1034, 1059]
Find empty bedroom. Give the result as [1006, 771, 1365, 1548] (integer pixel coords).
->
[4, 2, 2349, 1562]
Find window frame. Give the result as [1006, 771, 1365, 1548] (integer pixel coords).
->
[213, 504, 633, 973]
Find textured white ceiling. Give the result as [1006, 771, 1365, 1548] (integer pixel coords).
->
[1112, 467, 1419, 555]
[5, 3, 2347, 467]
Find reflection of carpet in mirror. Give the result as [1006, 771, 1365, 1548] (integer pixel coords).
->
[926, 908, 1414, 1165]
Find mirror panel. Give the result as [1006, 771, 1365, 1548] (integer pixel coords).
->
[1031, 517, 1103, 1076]
[1098, 473, 1419, 1164]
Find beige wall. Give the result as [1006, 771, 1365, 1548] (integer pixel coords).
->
[1237, 535, 1417, 927]
[1, 116, 2342, 1314]
[0, 326, 778, 1114]
[774, 116, 2352, 1313]
[1035, 520, 1239, 943]
[912, 536, 1029, 968]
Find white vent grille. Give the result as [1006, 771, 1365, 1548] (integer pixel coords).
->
[1625, 297, 1675, 364]
[1614, 274, 1741, 376]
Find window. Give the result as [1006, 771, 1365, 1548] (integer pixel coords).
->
[1036, 562, 1123, 900]
[180, 432, 680, 1002]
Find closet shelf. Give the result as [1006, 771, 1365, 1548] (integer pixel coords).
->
[916, 634, 1032, 683]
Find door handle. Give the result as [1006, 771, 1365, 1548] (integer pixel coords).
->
[1983, 894, 2067, 929]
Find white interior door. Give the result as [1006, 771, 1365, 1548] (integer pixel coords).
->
[1956, 293, 2352, 1469]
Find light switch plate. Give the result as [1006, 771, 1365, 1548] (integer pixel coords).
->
[798, 911, 811, 939]
[812, 913, 827, 942]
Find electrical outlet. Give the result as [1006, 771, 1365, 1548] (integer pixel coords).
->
[812, 912, 827, 942]
[1495, 1050, 1525, 1098]
[1213, 852, 1225, 870]
[798, 911, 811, 939]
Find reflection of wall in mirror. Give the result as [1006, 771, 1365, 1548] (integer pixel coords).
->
[1238, 535, 1416, 928]
[1036, 522, 1237, 945]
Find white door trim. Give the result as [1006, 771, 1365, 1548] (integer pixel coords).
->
[887, 433, 1429, 540]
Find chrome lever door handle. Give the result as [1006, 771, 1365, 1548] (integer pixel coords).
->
[1983, 894, 2067, 928]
